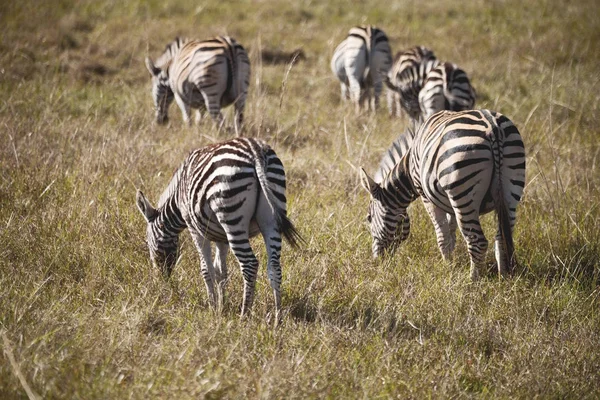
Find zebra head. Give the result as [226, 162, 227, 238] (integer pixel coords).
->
[136, 190, 179, 278]
[360, 168, 410, 258]
[145, 57, 174, 125]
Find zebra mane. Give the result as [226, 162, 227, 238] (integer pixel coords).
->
[155, 37, 190, 70]
[374, 128, 415, 183]
[157, 162, 185, 209]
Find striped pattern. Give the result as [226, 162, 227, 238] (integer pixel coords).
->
[372, 128, 416, 246]
[331, 25, 392, 111]
[145, 36, 250, 134]
[360, 110, 526, 280]
[374, 128, 415, 184]
[136, 138, 301, 317]
[419, 62, 476, 120]
[385, 46, 439, 119]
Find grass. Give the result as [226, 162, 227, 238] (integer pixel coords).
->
[1, 0, 600, 398]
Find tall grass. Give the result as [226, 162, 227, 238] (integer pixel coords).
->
[1, 0, 599, 398]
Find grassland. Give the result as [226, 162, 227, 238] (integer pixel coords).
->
[1, 0, 599, 398]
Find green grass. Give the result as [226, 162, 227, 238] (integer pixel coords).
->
[1, 0, 600, 398]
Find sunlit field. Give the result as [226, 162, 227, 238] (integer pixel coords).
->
[1, 0, 599, 398]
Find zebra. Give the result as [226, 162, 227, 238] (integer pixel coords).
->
[360, 110, 526, 280]
[418, 62, 476, 121]
[145, 36, 250, 135]
[385, 46, 438, 119]
[330, 25, 392, 112]
[135, 137, 302, 318]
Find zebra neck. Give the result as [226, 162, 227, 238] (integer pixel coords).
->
[156, 168, 187, 235]
[381, 155, 416, 209]
[155, 196, 187, 238]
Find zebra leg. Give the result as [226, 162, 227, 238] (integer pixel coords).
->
[256, 210, 284, 320]
[228, 237, 259, 317]
[202, 92, 225, 131]
[214, 241, 229, 309]
[423, 201, 454, 260]
[340, 83, 349, 102]
[386, 88, 395, 116]
[394, 93, 402, 117]
[447, 212, 457, 255]
[373, 80, 383, 111]
[347, 76, 362, 112]
[194, 109, 203, 125]
[189, 231, 218, 308]
[456, 216, 488, 281]
[234, 98, 245, 136]
[174, 93, 192, 126]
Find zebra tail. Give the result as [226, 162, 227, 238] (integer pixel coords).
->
[252, 145, 304, 249]
[279, 213, 303, 249]
[493, 123, 516, 273]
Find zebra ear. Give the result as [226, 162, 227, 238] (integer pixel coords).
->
[136, 190, 158, 222]
[145, 57, 161, 77]
[359, 167, 380, 198]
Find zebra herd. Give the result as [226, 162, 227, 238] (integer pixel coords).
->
[137, 25, 526, 318]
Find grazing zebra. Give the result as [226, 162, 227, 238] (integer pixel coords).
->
[385, 46, 438, 119]
[145, 36, 250, 134]
[360, 110, 526, 280]
[135, 137, 302, 318]
[331, 25, 392, 112]
[418, 62, 476, 121]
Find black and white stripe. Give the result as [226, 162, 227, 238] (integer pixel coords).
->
[418, 62, 476, 120]
[136, 138, 301, 317]
[331, 25, 392, 111]
[385, 46, 439, 119]
[145, 36, 250, 134]
[360, 110, 526, 280]
[374, 128, 415, 184]
[371, 128, 416, 246]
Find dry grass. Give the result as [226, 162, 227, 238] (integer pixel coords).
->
[1, 0, 600, 398]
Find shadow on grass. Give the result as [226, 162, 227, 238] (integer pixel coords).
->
[284, 291, 436, 343]
[517, 236, 600, 289]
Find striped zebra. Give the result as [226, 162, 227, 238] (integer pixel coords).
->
[418, 62, 476, 121]
[360, 110, 526, 279]
[135, 137, 302, 318]
[385, 46, 438, 119]
[145, 36, 250, 134]
[331, 25, 392, 112]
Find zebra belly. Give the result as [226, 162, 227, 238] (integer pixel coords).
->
[178, 81, 206, 109]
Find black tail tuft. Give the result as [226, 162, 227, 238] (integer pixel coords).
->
[279, 212, 304, 249]
[497, 196, 515, 274]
